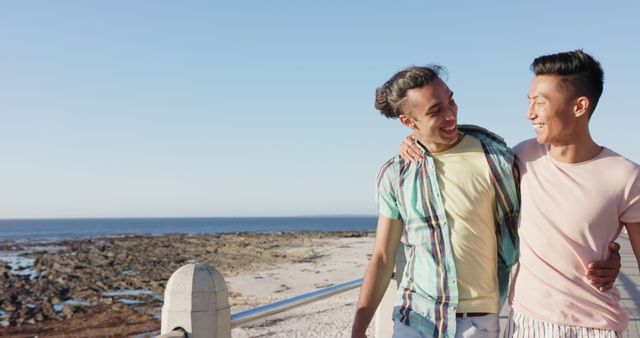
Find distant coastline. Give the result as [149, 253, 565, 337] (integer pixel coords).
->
[0, 216, 377, 243]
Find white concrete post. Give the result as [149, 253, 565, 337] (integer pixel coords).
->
[161, 263, 231, 338]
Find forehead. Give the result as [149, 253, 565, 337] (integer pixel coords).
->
[407, 78, 451, 104]
[529, 75, 563, 97]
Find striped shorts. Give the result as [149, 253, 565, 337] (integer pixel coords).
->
[503, 309, 621, 338]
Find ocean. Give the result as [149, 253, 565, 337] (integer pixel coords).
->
[0, 216, 377, 243]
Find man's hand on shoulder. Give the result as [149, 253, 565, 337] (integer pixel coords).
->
[400, 134, 422, 163]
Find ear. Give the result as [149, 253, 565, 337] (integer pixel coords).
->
[574, 96, 590, 118]
[399, 114, 417, 130]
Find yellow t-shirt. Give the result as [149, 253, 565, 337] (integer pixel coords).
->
[431, 135, 499, 313]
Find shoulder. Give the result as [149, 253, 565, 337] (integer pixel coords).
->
[459, 124, 512, 154]
[376, 155, 402, 182]
[597, 149, 640, 206]
[512, 138, 544, 160]
[377, 155, 415, 180]
[459, 124, 515, 161]
[459, 124, 507, 147]
[599, 148, 640, 176]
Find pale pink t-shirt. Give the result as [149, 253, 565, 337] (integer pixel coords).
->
[510, 139, 640, 331]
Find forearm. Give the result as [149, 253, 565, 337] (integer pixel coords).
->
[351, 215, 402, 337]
[352, 252, 395, 336]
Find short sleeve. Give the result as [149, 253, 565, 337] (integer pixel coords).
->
[621, 168, 640, 223]
[375, 160, 401, 220]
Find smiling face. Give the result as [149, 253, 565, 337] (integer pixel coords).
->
[527, 75, 579, 145]
[400, 78, 460, 153]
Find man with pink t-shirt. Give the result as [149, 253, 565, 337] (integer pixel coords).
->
[502, 50, 640, 336]
[399, 50, 638, 336]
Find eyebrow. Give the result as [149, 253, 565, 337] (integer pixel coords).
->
[425, 91, 454, 113]
[528, 94, 548, 101]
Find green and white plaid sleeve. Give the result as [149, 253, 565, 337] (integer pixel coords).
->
[376, 157, 401, 220]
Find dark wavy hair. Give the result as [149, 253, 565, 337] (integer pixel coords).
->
[375, 65, 446, 119]
[531, 50, 604, 117]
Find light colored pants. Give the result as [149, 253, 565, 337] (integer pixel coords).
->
[393, 314, 500, 338]
[503, 309, 621, 338]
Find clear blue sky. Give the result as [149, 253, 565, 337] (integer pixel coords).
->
[1, 1, 639, 218]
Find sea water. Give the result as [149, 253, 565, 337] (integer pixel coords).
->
[0, 216, 376, 243]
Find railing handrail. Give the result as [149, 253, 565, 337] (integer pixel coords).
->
[230, 278, 363, 328]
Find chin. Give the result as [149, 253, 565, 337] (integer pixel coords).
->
[446, 134, 461, 144]
[439, 132, 458, 142]
[535, 135, 550, 145]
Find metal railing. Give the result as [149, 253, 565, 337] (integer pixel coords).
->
[230, 278, 363, 328]
[158, 246, 408, 337]
[157, 263, 386, 338]
[157, 277, 364, 338]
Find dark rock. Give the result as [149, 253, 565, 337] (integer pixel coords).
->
[0, 232, 367, 327]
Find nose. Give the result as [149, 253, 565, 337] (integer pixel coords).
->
[526, 101, 536, 120]
[444, 103, 457, 120]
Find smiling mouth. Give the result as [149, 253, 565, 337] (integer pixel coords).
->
[533, 123, 545, 129]
[441, 125, 457, 133]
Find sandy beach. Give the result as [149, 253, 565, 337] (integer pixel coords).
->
[228, 235, 376, 338]
[0, 232, 375, 337]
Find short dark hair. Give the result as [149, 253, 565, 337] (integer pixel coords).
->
[375, 65, 446, 119]
[531, 50, 604, 117]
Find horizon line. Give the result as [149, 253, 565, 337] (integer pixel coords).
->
[0, 214, 378, 221]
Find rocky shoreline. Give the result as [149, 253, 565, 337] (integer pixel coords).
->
[0, 231, 371, 337]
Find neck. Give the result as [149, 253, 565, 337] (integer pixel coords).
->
[419, 134, 463, 154]
[548, 131, 601, 163]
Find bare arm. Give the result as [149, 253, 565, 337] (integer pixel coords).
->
[624, 222, 640, 271]
[351, 215, 403, 338]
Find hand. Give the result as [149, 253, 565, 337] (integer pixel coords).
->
[587, 242, 621, 291]
[399, 134, 423, 162]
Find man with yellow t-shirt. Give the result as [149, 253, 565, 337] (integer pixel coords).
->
[431, 135, 501, 316]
